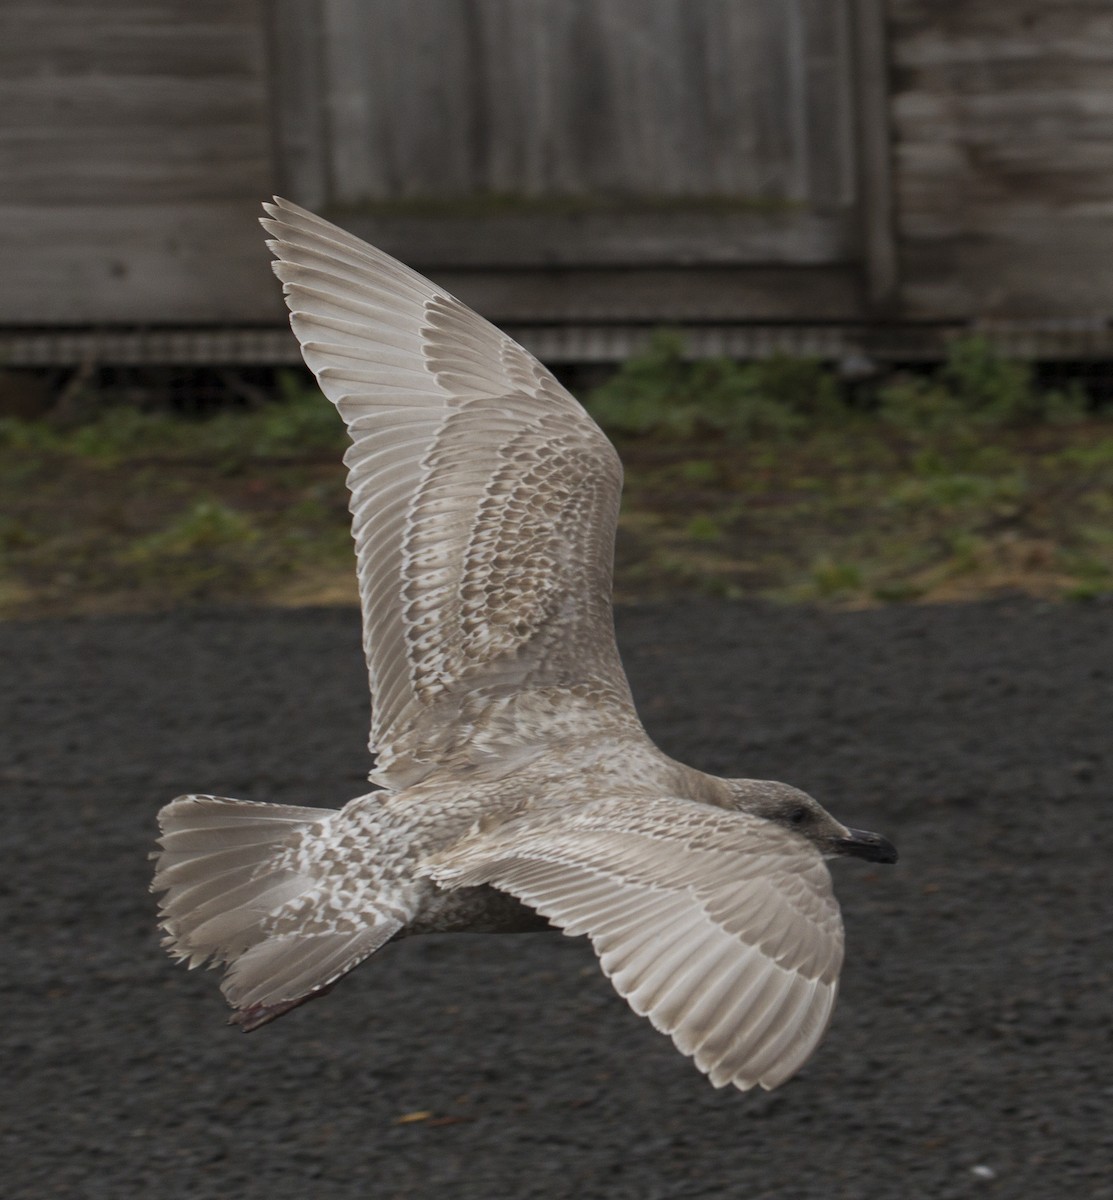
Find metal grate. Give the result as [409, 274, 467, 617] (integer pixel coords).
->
[3, 321, 1113, 369]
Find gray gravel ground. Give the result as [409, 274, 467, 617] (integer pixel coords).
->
[4, 600, 1112, 1199]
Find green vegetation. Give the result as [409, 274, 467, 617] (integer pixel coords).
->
[0, 376, 353, 615]
[586, 333, 1113, 606]
[0, 338, 1111, 618]
[584, 332, 840, 440]
[0, 376, 346, 465]
[877, 338, 1087, 433]
[583, 331, 1087, 439]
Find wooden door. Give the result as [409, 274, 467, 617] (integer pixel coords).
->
[270, 0, 868, 323]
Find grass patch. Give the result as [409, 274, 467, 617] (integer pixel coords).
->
[810, 559, 864, 599]
[685, 515, 724, 543]
[125, 500, 258, 562]
[0, 374, 346, 467]
[583, 332, 838, 441]
[586, 335, 1113, 606]
[0, 384, 353, 616]
[877, 338, 1087, 433]
[1, 341, 1111, 617]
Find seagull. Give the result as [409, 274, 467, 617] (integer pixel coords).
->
[151, 197, 897, 1092]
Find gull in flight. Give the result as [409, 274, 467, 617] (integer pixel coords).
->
[152, 198, 897, 1092]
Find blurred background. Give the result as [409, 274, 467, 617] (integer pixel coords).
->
[1, 0, 1112, 613]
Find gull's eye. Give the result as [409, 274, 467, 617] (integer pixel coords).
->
[788, 807, 809, 826]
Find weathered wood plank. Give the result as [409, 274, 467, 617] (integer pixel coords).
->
[265, 0, 329, 209]
[0, 0, 278, 322]
[0, 203, 282, 324]
[0, 107, 270, 204]
[892, 1, 1113, 48]
[0, 0, 271, 205]
[888, 0, 1113, 318]
[0, 6, 266, 71]
[339, 210, 857, 269]
[900, 220, 1113, 319]
[429, 266, 862, 322]
[799, 0, 857, 208]
[850, 0, 898, 310]
[897, 98, 1113, 140]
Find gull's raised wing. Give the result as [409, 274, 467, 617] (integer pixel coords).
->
[262, 199, 637, 787]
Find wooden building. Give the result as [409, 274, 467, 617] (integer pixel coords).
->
[2, 0, 1112, 365]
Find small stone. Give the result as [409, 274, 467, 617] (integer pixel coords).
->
[394, 1110, 434, 1124]
[970, 1164, 997, 1181]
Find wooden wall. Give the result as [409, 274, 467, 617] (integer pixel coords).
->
[889, 0, 1113, 319]
[2, 0, 1112, 340]
[0, 0, 281, 323]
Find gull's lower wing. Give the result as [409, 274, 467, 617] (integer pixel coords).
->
[426, 796, 845, 1091]
[262, 199, 637, 786]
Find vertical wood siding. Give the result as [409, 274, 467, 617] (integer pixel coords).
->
[289, 0, 862, 316]
[314, 0, 856, 210]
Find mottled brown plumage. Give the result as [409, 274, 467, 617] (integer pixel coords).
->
[151, 198, 896, 1090]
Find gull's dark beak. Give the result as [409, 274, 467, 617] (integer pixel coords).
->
[835, 827, 899, 864]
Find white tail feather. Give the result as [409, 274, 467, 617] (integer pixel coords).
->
[152, 794, 331, 969]
[152, 794, 410, 1030]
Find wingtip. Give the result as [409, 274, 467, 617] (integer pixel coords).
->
[261, 196, 302, 228]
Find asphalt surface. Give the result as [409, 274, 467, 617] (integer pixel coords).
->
[5, 600, 1112, 1199]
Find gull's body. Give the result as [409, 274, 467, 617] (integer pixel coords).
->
[152, 198, 896, 1092]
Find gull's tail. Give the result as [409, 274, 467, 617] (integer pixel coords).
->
[151, 794, 405, 1030]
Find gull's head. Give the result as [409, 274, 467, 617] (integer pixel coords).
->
[726, 778, 898, 864]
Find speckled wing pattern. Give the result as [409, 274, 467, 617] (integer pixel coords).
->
[427, 796, 845, 1092]
[262, 198, 636, 788]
